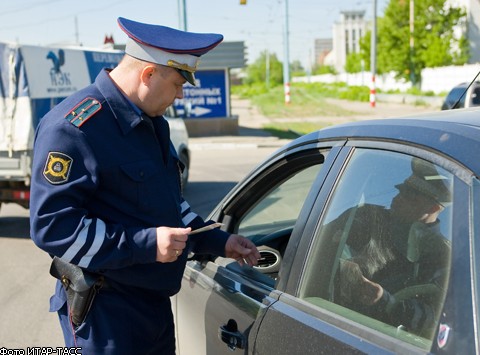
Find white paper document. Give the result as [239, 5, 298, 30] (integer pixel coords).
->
[189, 222, 224, 235]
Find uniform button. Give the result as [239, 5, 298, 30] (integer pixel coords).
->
[139, 171, 144, 177]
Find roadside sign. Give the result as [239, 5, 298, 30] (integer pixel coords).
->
[174, 69, 229, 118]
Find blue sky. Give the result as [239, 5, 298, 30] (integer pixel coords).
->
[0, 0, 388, 68]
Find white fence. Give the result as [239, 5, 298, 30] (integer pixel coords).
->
[421, 64, 480, 94]
[294, 64, 480, 95]
[293, 72, 411, 92]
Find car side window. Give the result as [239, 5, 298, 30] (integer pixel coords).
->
[472, 86, 480, 106]
[230, 150, 327, 281]
[238, 164, 322, 235]
[237, 151, 327, 239]
[299, 149, 453, 350]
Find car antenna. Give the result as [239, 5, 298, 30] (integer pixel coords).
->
[451, 70, 480, 109]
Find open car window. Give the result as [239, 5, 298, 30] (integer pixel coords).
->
[225, 149, 329, 281]
[299, 149, 454, 350]
[238, 163, 323, 237]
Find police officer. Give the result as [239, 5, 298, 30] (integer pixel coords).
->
[30, 17, 260, 354]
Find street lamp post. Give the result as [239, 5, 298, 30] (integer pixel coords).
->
[178, 0, 188, 31]
[283, 0, 291, 104]
[409, 0, 415, 85]
[370, 0, 377, 108]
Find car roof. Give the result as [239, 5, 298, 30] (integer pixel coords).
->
[453, 81, 480, 88]
[287, 108, 480, 175]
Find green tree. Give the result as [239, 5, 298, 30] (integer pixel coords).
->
[311, 64, 337, 75]
[244, 51, 283, 86]
[360, 0, 468, 84]
[345, 52, 364, 73]
[290, 59, 306, 77]
[290, 59, 304, 72]
[453, 35, 470, 64]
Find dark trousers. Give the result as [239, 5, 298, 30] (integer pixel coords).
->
[57, 284, 176, 354]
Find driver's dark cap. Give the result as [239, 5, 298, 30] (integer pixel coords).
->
[395, 158, 452, 204]
[117, 17, 223, 86]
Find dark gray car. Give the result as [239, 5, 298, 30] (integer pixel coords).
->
[441, 81, 480, 110]
[173, 109, 480, 354]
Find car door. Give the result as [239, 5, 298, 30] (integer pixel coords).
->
[174, 142, 342, 354]
[254, 142, 476, 354]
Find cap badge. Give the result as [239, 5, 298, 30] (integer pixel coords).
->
[167, 59, 197, 73]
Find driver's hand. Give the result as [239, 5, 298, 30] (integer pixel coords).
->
[339, 260, 383, 305]
[225, 234, 261, 267]
[358, 276, 384, 305]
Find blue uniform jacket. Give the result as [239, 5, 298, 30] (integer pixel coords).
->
[30, 69, 229, 296]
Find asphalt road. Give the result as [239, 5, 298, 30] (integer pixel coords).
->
[0, 140, 281, 349]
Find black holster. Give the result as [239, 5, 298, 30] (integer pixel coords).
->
[49, 256, 104, 326]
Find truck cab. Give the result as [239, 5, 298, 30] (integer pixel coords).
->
[0, 43, 189, 209]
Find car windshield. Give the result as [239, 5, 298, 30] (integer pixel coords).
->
[445, 86, 467, 109]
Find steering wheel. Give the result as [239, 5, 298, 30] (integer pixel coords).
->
[250, 226, 293, 246]
[385, 283, 443, 338]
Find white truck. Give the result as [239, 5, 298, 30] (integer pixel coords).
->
[0, 43, 190, 210]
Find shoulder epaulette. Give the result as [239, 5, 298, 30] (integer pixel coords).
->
[65, 97, 102, 127]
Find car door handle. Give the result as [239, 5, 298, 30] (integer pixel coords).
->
[219, 319, 246, 350]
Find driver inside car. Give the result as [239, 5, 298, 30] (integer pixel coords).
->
[329, 158, 452, 338]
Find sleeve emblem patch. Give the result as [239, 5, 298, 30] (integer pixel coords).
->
[43, 152, 73, 184]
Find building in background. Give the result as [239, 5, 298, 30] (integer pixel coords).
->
[317, 0, 479, 74]
[313, 38, 333, 67]
[330, 10, 368, 73]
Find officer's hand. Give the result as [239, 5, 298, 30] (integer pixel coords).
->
[225, 234, 261, 267]
[156, 227, 191, 263]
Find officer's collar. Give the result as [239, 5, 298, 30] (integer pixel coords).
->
[121, 92, 143, 117]
[95, 69, 143, 135]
